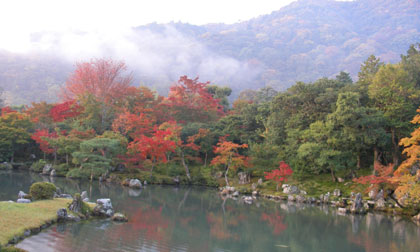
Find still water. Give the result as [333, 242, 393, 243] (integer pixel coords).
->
[0, 171, 419, 252]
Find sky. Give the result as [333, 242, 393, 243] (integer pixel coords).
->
[0, 0, 296, 53]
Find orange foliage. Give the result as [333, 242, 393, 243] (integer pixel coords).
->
[61, 59, 132, 104]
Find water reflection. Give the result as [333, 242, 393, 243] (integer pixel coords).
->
[1, 171, 419, 252]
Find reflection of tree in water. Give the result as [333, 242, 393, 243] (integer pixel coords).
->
[261, 211, 287, 235]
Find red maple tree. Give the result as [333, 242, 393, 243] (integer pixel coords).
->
[163, 76, 224, 123]
[61, 58, 132, 104]
[49, 100, 83, 122]
[127, 127, 176, 176]
[264, 161, 293, 191]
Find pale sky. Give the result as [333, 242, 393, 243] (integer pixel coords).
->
[0, 0, 296, 52]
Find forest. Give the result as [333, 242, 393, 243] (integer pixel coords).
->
[1, 43, 420, 210]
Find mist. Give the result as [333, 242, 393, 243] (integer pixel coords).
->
[23, 24, 262, 96]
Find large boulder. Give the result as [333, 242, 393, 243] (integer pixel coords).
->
[57, 208, 68, 222]
[50, 169, 57, 177]
[350, 193, 366, 214]
[93, 198, 114, 217]
[129, 179, 142, 189]
[282, 185, 300, 194]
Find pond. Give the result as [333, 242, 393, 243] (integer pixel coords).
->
[1, 171, 419, 252]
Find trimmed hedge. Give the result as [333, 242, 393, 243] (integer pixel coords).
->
[29, 182, 57, 200]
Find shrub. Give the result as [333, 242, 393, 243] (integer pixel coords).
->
[66, 167, 105, 180]
[53, 164, 71, 177]
[30, 160, 47, 173]
[29, 182, 57, 200]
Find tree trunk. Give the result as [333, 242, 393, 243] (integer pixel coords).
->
[391, 129, 399, 166]
[66, 154, 69, 165]
[330, 168, 337, 182]
[54, 151, 57, 165]
[224, 165, 230, 187]
[373, 146, 380, 172]
[10, 151, 14, 163]
[181, 151, 191, 180]
[150, 160, 155, 178]
[204, 152, 208, 167]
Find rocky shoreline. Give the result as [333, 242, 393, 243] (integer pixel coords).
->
[218, 184, 420, 226]
[0, 187, 127, 251]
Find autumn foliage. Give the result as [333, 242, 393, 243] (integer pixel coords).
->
[49, 100, 83, 122]
[61, 59, 132, 103]
[264, 161, 293, 190]
[163, 76, 224, 123]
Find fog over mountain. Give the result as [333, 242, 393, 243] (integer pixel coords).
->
[1, 0, 419, 105]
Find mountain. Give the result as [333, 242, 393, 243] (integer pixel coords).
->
[1, 0, 419, 105]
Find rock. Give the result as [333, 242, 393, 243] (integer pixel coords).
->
[350, 193, 366, 214]
[173, 176, 180, 184]
[337, 198, 348, 208]
[24, 230, 31, 237]
[350, 192, 356, 200]
[307, 197, 316, 203]
[66, 214, 81, 222]
[56, 187, 62, 195]
[252, 191, 259, 197]
[238, 172, 250, 185]
[368, 190, 377, 200]
[300, 190, 307, 195]
[375, 198, 386, 210]
[129, 179, 142, 189]
[226, 186, 235, 193]
[17, 199, 31, 203]
[322, 192, 330, 203]
[257, 178, 263, 185]
[283, 185, 299, 194]
[0, 162, 13, 170]
[93, 198, 114, 217]
[18, 191, 27, 199]
[337, 177, 345, 183]
[338, 207, 348, 214]
[296, 195, 306, 203]
[69, 194, 85, 213]
[413, 213, 420, 225]
[242, 196, 253, 204]
[57, 208, 68, 222]
[251, 183, 257, 191]
[83, 198, 89, 202]
[42, 164, 53, 175]
[144, 181, 147, 185]
[287, 195, 295, 202]
[333, 189, 341, 197]
[220, 188, 229, 195]
[282, 184, 289, 189]
[112, 212, 128, 222]
[50, 169, 56, 177]
[121, 178, 130, 186]
[81, 191, 88, 200]
[232, 191, 239, 197]
[375, 189, 384, 201]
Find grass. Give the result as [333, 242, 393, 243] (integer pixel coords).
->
[0, 198, 72, 246]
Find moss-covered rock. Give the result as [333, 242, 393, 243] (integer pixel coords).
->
[29, 182, 57, 200]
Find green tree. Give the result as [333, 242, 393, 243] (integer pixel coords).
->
[368, 64, 419, 165]
[0, 111, 32, 162]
